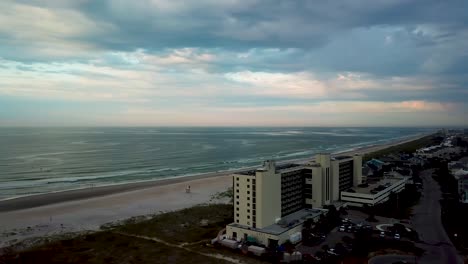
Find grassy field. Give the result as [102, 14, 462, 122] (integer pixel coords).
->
[115, 203, 233, 244]
[1, 231, 233, 264]
[0, 204, 268, 264]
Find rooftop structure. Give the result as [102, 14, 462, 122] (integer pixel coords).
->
[340, 173, 408, 207]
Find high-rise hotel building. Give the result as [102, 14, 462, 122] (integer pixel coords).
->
[226, 153, 362, 246]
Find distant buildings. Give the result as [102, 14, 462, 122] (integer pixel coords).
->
[449, 159, 468, 204]
[340, 172, 407, 207]
[416, 136, 462, 160]
[366, 158, 387, 171]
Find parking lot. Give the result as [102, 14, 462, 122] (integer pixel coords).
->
[296, 209, 416, 260]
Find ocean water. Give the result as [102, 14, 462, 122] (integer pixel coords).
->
[0, 127, 434, 200]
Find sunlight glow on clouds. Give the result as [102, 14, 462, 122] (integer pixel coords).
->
[0, 0, 467, 126]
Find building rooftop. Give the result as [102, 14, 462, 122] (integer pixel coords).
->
[237, 170, 256, 176]
[348, 176, 404, 195]
[235, 162, 304, 176]
[333, 155, 353, 161]
[227, 208, 326, 235]
[276, 163, 302, 171]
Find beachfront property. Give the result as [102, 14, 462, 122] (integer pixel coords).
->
[340, 172, 408, 207]
[416, 136, 462, 160]
[449, 160, 468, 203]
[455, 170, 468, 203]
[225, 153, 362, 247]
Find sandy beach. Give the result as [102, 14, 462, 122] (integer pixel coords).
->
[0, 133, 428, 248]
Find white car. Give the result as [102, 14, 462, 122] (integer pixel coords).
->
[394, 233, 401, 240]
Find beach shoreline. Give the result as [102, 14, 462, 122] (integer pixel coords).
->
[0, 132, 432, 248]
[0, 133, 429, 213]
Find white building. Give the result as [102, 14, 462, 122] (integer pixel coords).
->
[340, 173, 408, 207]
[454, 169, 468, 204]
[225, 153, 362, 247]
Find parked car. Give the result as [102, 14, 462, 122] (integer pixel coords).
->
[394, 233, 401, 240]
[339, 226, 346, 232]
[380, 231, 386, 238]
[327, 249, 339, 256]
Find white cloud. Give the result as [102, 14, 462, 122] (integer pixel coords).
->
[0, 1, 115, 59]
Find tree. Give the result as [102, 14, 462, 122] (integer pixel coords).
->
[321, 244, 330, 252]
[366, 206, 378, 222]
[339, 206, 348, 216]
[304, 218, 314, 229]
[335, 242, 347, 255]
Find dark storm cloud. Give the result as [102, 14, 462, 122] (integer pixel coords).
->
[73, 0, 468, 50]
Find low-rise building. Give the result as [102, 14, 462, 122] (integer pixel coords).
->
[340, 173, 408, 207]
[454, 169, 468, 204]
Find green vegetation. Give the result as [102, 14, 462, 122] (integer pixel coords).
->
[0, 231, 232, 264]
[364, 184, 421, 219]
[352, 230, 424, 258]
[362, 134, 442, 162]
[432, 158, 468, 254]
[1, 204, 241, 264]
[210, 187, 233, 203]
[116, 203, 233, 244]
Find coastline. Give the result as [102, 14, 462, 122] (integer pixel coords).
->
[0, 132, 432, 248]
[0, 133, 429, 213]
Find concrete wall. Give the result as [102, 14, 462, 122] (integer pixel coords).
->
[226, 224, 303, 247]
[311, 166, 323, 208]
[304, 165, 324, 208]
[256, 161, 281, 228]
[233, 174, 255, 227]
[330, 160, 340, 201]
[353, 155, 363, 186]
[316, 154, 332, 205]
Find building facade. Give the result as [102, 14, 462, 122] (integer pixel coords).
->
[226, 153, 363, 246]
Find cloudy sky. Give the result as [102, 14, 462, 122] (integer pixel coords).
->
[1, 0, 467, 126]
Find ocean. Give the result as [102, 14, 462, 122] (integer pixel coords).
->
[0, 127, 434, 200]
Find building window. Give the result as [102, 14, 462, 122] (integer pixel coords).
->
[236, 213, 239, 217]
[236, 183, 239, 187]
[236, 189, 239, 193]
[247, 215, 250, 219]
[247, 185, 250, 188]
[236, 201, 239, 205]
[247, 179, 250, 182]
[247, 209, 250, 213]
[236, 220, 239, 223]
[236, 207, 239, 211]
[236, 195, 239, 199]
[236, 177, 239, 181]
[247, 191, 250, 194]
[247, 222, 250, 225]
[247, 203, 250, 207]
[247, 197, 250, 200]
[252, 179, 256, 184]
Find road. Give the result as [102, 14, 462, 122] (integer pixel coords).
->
[368, 254, 417, 264]
[410, 170, 463, 264]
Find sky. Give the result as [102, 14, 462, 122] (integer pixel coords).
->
[0, 0, 467, 127]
